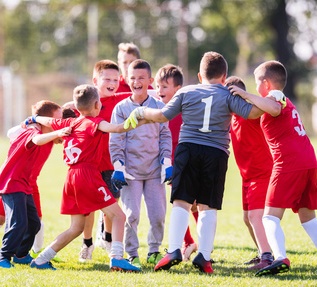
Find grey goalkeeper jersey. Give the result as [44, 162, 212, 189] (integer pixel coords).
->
[162, 83, 253, 155]
[110, 95, 172, 180]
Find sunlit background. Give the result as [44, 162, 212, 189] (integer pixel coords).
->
[0, 0, 317, 136]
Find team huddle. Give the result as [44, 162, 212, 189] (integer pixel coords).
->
[0, 43, 317, 277]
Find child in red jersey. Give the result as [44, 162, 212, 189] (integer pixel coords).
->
[229, 60, 317, 276]
[225, 76, 273, 270]
[0, 100, 68, 269]
[79, 59, 131, 262]
[28, 84, 141, 272]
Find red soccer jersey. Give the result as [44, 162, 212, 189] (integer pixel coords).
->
[51, 116, 104, 167]
[98, 93, 131, 171]
[231, 115, 273, 181]
[0, 127, 53, 195]
[168, 114, 182, 161]
[261, 98, 317, 172]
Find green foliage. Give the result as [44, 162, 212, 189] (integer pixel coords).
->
[0, 137, 317, 286]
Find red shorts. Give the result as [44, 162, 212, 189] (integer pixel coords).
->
[266, 168, 317, 213]
[242, 177, 269, 211]
[0, 187, 42, 217]
[61, 165, 116, 215]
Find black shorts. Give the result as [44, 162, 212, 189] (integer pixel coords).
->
[171, 142, 228, 210]
[101, 170, 120, 199]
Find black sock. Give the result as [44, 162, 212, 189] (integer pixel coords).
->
[83, 238, 93, 247]
[105, 232, 112, 242]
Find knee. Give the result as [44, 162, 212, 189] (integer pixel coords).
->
[0, 215, 5, 226]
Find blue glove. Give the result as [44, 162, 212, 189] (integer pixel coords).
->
[161, 158, 173, 184]
[111, 160, 135, 192]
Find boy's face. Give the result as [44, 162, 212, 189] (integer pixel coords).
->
[118, 52, 138, 83]
[255, 73, 269, 97]
[93, 69, 119, 98]
[156, 77, 181, 104]
[128, 68, 153, 98]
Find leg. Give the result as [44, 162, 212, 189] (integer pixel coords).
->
[32, 219, 44, 253]
[79, 212, 95, 262]
[120, 180, 143, 259]
[299, 208, 317, 248]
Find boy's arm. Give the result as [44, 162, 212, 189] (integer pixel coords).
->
[24, 115, 54, 128]
[98, 119, 146, 133]
[229, 86, 281, 117]
[32, 127, 71, 145]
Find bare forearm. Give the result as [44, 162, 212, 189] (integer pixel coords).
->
[35, 116, 54, 127]
[143, 108, 168, 123]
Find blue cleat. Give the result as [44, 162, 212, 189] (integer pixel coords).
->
[110, 258, 141, 272]
[0, 259, 14, 269]
[13, 253, 33, 264]
[30, 260, 56, 270]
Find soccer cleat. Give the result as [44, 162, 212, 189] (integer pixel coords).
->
[99, 239, 112, 254]
[30, 260, 56, 270]
[248, 259, 273, 270]
[147, 252, 163, 264]
[154, 249, 182, 271]
[13, 253, 33, 264]
[244, 255, 260, 265]
[129, 256, 142, 269]
[0, 259, 14, 268]
[30, 249, 64, 263]
[110, 258, 141, 272]
[182, 242, 198, 261]
[79, 244, 94, 263]
[255, 258, 290, 276]
[192, 252, 214, 274]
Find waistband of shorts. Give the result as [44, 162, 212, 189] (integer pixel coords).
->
[69, 162, 99, 169]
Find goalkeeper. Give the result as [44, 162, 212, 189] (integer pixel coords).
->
[109, 59, 172, 269]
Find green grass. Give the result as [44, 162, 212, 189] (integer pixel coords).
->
[0, 136, 317, 287]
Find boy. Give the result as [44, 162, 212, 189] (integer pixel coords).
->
[229, 61, 317, 276]
[225, 76, 273, 270]
[124, 51, 264, 274]
[155, 64, 198, 261]
[27, 84, 141, 272]
[79, 60, 131, 262]
[0, 100, 67, 269]
[110, 59, 172, 269]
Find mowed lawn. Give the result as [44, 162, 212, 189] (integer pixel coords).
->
[0, 136, 317, 287]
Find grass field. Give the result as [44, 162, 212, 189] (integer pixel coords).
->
[0, 136, 316, 287]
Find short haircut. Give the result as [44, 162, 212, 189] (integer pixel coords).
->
[62, 108, 77, 119]
[117, 42, 140, 59]
[73, 84, 99, 111]
[155, 64, 183, 87]
[32, 100, 61, 117]
[224, 76, 246, 91]
[93, 59, 119, 78]
[129, 59, 152, 77]
[199, 51, 228, 80]
[254, 60, 287, 90]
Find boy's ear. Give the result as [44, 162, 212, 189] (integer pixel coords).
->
[197, 72, 202, 83]
[92, 77, 97, 86]
[149, 77, 154, 84]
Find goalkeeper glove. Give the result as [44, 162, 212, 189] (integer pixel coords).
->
[111, 160, 135, 192]
[123, 107, 146, 129]
[268, 90, 286, 108]
[160, 157, 173, 184]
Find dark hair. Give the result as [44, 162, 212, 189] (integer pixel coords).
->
[224, 76, 246, 91]
[254, 60, 287, 89]
[129, 59, 152, 76]
[73, 84, 99, 111]
[32, 100, 61, 117]
[155, 64, 183, 87]
[200, 51, 228, 80]
[62, 108, 77, 119]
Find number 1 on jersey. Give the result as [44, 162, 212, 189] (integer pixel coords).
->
[199, 96, 213, 133]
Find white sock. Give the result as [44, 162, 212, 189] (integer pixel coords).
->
[197, 209, 217, 260]
[168, 206, 189, 253]
[110, 241, 124, 259]
[32, 220, 44, 253]
[95, 211, 104, 243]
[35, 246, 57, 265]
[262, 215, 286, 260]
[302, 218, 317, 248]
